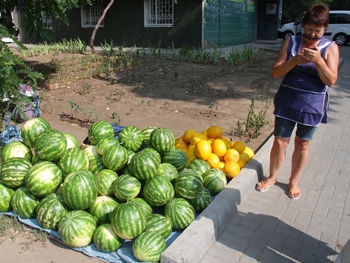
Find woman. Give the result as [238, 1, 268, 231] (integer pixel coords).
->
[256, 3, 339, 199]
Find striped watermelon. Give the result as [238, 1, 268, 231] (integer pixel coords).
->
[102, 144, 128, 171]
[145, 213, 172, 239]
[11, 186, 41, 219]
[0, 181, 15, 212]
[162, 148, 188, 171]
[1, 157, 32, 188]
[156, 163, 179, 182]
[93, 223, 124, 252]
[140, 147, 162, 164]
[118, 125, 144, 152]
[132, 231, 167, 262]
[112, 174, 141, 202]
[62, 169, 98, 210]
[21, 117, 51, 148]
[35, 193, 70, 230]
[129, 149, 161, 180]
[149, 128, 175, 155]
[142, 176, 174, 207]
[202, 168, 227, 195]
[63, 133, 80, 149]
[110, 202, 146, 240]
[82, 145, 99, 162]
[96, 137, 120, 156]
[164, 197, 196, 230]
[58, 148, 89, 176]
[128, 198, 153, 218]
[25, 161, 63, 197]
[88, 196, 119, 225]
[187, 159, 211, 177]
[175, 169, 203, 199]
[140, 126, 158, 148]
[188, 187, 212, 213]
[87, 120, 114, 145]
[1, 140, 32, 163]
[58, 210, 97, 248]
[95, 169, 118, 196]
[89, 157, 106, 174]
[33, 129, 67, 161]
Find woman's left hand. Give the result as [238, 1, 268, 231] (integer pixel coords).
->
[301, 46, 321, 63]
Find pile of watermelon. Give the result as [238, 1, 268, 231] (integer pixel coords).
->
[0, 118, 228, 262]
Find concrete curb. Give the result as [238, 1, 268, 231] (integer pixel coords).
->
[161, 134, 274, 263]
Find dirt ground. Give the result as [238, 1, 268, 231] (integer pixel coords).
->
[1, 46, 282, 262]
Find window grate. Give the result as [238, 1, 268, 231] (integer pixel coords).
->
[144, 0, 174, 27]
[81, 1, 104, 28]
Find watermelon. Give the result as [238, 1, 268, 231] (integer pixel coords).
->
[188, 187, 212, 213]
[89, 157, 106, 174]
[110, 202, 146, 240]
[175, 169, 203, 199]
[93, 223, 124, 252]
[156, 163, 179, 182]
[25, 161, 63, 197]
[88, 196, 119, 225]
[162, 148, 188, 171]
[164, 197, 195, 230]
[128, 198, 153, 218]
[202, 168, 227, 195]
[140, 147, 162, 164]
[145, 213, 172, 239]
[21, 117, 51, 148]
[58, 148, 89, 176]
[11, 186, 41, 219]
[129, 150, 161, 180]
[35, 193, 70, 230]
[118, 125, 144, 152]
[187, 159, 211, 177]
[0, 181, 15, 212]
[140, 126, 158, 148]
[149, 128, 175, 155]
[1, 140, 32, 163]
[1, 157, 32, 188]
[96, 137, 120, 156]
[102, 144, 128, 171]
[132, 231, 167, 262]
[63, 133, 80, 149]
[95, 169, 118, 196]
[62, 169, 98, 210]
[87, 120, 114, 145]
[112, 174, 141, 202]
[82, 145, 99, 162]
[58, 210, 97, 248]
[33, 129, 67, 161]
[142, 176, 174, 207]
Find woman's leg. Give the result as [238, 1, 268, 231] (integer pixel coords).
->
[256, 136, 290, 191]
[288, 136, 311, 199]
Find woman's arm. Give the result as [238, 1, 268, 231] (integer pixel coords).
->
[302, 43, 339, 87]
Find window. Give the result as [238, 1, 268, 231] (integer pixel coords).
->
[81, 0, 104, 28]
[336, 14, 350, 24]
[144, 0, 174, 27]
[42, 13, 52, 29]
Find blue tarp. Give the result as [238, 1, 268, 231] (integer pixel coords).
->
[0, 211, 181, 263]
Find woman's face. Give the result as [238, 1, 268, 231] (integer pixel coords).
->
[302, 23, 326, 42]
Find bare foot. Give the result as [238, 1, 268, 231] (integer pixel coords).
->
[256, 178, 276, 192]
[288, 183, 301, 199]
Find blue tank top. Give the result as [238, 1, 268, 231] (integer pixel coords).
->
[274, 35, 334, 126]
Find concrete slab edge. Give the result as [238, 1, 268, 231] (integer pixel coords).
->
[161, 135, 274, 263]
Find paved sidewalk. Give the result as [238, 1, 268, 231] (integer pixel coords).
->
[196, 49, 350, 262]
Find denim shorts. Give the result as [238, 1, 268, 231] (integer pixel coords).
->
[274, 117, 317, 141]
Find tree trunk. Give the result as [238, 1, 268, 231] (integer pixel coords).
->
[89, 0, 115, 53]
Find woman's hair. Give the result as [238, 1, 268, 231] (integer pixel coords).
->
[302, 3, 330, 28]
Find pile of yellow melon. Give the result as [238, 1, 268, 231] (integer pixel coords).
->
[175, 126, 255, 179]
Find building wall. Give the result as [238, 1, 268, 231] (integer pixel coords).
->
[20, 0, 203, 48]
[204, 0, 257, 47]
